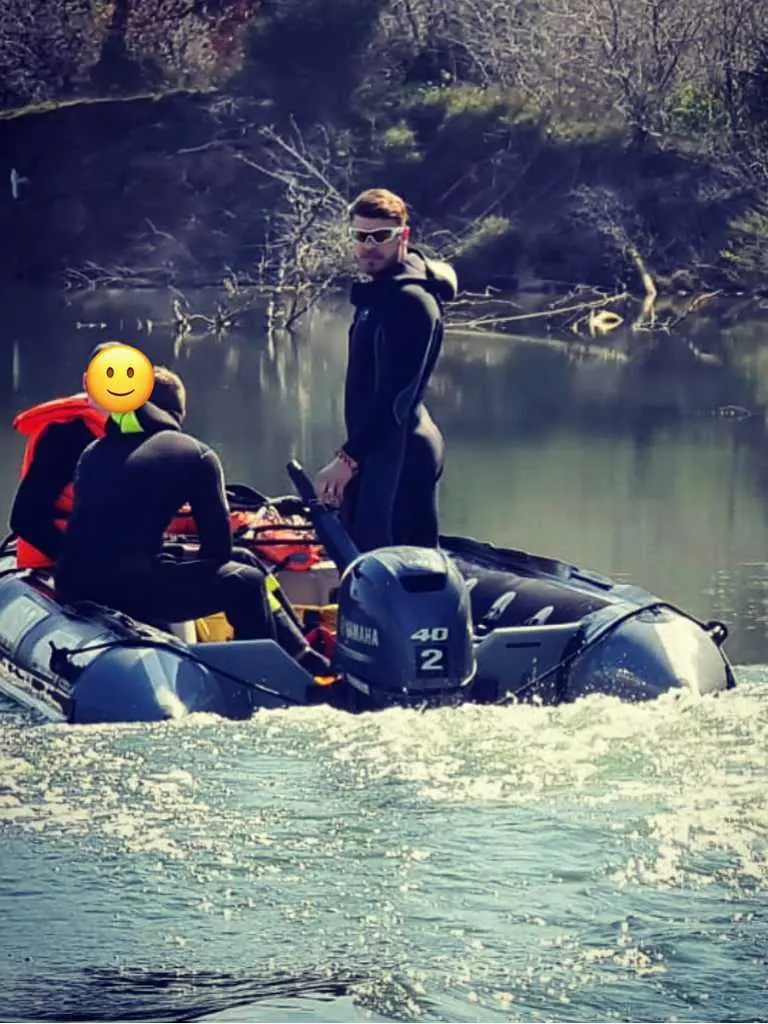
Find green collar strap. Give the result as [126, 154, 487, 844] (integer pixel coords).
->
[111, 411, 144, 434]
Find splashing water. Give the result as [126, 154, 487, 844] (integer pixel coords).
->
[0, 670, 766, 1022]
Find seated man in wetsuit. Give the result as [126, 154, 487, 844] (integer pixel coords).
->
[54, 367, 329, 674]
[9, 342, 118, 570]
[314, 187, 457, 553]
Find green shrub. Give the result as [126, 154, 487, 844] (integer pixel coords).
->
[379, 120, 422, 162]
[721, 204, 768, 285]
[399, 84, 532, 146]
[664, 84, 730, 137]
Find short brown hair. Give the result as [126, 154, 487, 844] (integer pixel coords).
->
[89, 341, 122, 359]
[151, 365, 186, 420]
[348, 188, 408, 225]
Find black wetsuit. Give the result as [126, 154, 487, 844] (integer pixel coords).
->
[10, 419, 97, 562]
[339, 248, 457, 552]
[54, 403, 318, 665]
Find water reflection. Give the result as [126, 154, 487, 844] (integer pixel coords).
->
[10, 964, 361, 1023]
[2, 288, 768, 662]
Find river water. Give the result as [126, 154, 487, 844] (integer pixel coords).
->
[0, 288, 766, 1022]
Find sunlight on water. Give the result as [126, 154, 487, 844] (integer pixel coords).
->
[289, 679, 768, 896]
[1, 670, 767, 1021]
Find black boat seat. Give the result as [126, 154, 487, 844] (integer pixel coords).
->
[454, 561, 610, 628]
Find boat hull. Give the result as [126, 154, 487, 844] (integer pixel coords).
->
[0, 532, 734, 725]
[443, 535, 734, 703]
[0, 568, 317, 724]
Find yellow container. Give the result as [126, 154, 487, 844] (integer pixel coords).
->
[194, 605, 337, 644]
[195, 611, 235, 643]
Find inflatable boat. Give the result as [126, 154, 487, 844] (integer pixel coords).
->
[0, 462, 735, 724]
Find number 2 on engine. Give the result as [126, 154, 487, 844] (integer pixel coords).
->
[417, 645, 446, 675]
[420, 648, 443, 670]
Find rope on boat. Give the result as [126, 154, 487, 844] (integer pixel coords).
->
[49, 635, 311, 708]
[496, 600, 732, 706]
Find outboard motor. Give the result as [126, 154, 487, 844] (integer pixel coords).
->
[333, 545, 476, 709]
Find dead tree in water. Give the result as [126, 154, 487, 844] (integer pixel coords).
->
[165, 122, 352, 344]
[237, 121, 352, 331]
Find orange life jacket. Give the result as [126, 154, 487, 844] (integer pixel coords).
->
[166, 503, 323, 570]
[166, 508, 254, 537]
[12, 395, 107, 569]
[243, 504, 323, 570]
[231, 505, 321, 573]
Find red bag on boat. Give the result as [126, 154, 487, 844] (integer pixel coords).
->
[166, 504, 322, 571]
[304, 625, 336, 659]
[238, 504, 323, 570]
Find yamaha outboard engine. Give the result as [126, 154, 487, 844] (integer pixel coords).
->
[333, 545, 476, 709]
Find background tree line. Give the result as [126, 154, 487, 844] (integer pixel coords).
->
[2, 0, 768, 293]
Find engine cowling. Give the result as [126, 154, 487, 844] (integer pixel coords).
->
[333, 546, 476, 707]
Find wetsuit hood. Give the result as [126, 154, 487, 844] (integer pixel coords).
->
[351, 248, 458, 307]
[107, 401, 183, 438]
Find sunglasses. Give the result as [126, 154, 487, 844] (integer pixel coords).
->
[349, 226, 404, 244]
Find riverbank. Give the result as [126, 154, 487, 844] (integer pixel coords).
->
[1, 85, 766, 303]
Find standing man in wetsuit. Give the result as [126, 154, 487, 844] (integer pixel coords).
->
[314, 188, 457, 552]
[55, 367, 329, 675]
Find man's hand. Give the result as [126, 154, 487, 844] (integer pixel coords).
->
[314, 454, 356, 507]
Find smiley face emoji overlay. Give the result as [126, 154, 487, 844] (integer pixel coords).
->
[85, 343, 154, 414]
